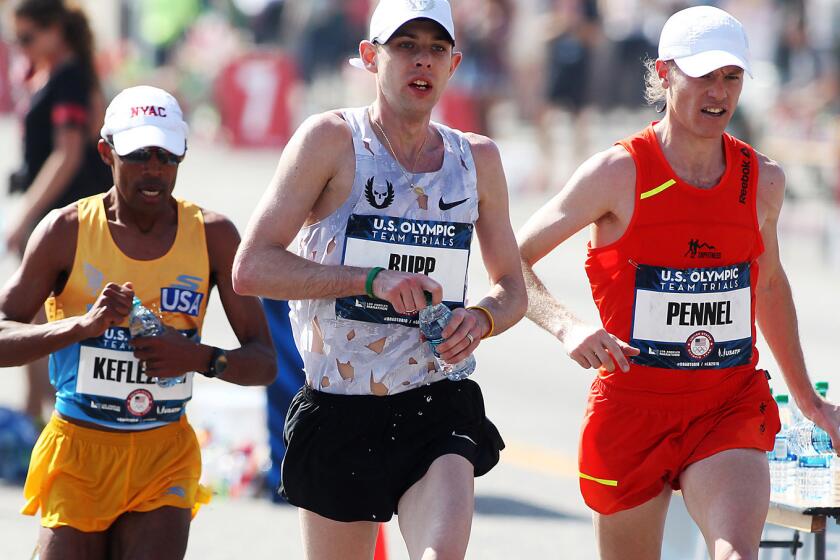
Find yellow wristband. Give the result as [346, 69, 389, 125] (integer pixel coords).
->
[467, 305, 495, 339]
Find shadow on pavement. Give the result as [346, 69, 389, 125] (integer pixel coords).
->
[474, 494, 589, 521]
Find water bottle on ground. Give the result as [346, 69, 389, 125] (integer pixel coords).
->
[128, 296, 185, 388]
[418, 293, 475, 381]
[768, 395, 796, 495]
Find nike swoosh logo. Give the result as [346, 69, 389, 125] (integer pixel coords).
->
[438, 197, 469, 211]
[452, 431, 477, 445]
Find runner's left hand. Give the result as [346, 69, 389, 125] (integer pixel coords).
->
[432, 308, 486, 364]
[131, 328, 204, 379]
[803, 399, 840, 456]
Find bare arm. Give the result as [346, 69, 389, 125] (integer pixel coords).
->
[434, 136, 527, 363]
[233, 112, 442, 312]
[517, 146, 639, 372]
[131, 214, 277, 386]
[753, 155, 840, 443]
[0, 209, 133, 366]
[6, 128, 85, 253]
[469, 135, 527, 335]
[232, 113, 365, 300]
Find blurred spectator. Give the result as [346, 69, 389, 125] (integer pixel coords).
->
[131, 0, 200, 66]
[261, 299, 305, 503]
[449, 0, 515, 135]
[0, 34, 12, 114]
[6, 0, 112, 423]
[531, 0, 600, 191]
[233, 0, 286, 45]
[593, 0, 661, 110]
[292, 0, 365, 84]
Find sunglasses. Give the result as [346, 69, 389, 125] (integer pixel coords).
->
[108, 142, 184, 166]
[16, 32, 35, 47]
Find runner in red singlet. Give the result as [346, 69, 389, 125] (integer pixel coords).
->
[517, 6, 840, 560]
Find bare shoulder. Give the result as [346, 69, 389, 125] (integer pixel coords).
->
[16, 203, 79, 284]
[295, 110, 354, 152]
[574, 145, 636, 190]
[202, 209, 239, 235]
[200, 209, 241, 250]
[463, 132, 500, 162]
[34, 204, 80, 255]
[463, 133, 506, 202]
[755, 150, 786, 203]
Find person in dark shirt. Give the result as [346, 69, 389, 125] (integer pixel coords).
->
[7, 0, 110, 254]
[6, 0, 111, 422]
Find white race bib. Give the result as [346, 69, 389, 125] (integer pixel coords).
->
[336, 214, 473, 326]
[630, 263, 752, 369]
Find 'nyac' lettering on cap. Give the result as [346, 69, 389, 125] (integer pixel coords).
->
[100, 85, 189, 157]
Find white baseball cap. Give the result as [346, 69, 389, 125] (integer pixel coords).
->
[100, 86, 189, 156]
[659, 6, 752, 78]
[349, 0, 456, 70]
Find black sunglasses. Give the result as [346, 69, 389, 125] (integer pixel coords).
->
[108, 142, 184, 166]
[16, 32, 35, 47]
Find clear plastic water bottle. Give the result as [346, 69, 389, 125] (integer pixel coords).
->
[418, 294, 476, 381]
[788, 421, 834, 456]
[768, 395, 797, 495]
[788, 419, 835, 502]
[797, 455, 833, 502]
[128, 296, 185, 388]
[776, 394, 796, 432]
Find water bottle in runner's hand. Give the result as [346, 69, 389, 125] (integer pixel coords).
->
[418, 293, 476, 381]
[128, 296, 185, 388]
[787, 420, 833, 457]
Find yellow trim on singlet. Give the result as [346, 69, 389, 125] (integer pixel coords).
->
[640, 179, 676, 200]
[579, 472, 619, 487]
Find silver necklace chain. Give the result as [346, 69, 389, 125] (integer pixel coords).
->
[370, 110, 429, 192]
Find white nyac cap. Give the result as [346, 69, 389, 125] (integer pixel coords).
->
[658, 5, 752, 78]
[349, 0, 456, 70]
[100, 85, 189, 156]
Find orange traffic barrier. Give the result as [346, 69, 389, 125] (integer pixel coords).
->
[374, 523, 388, 560]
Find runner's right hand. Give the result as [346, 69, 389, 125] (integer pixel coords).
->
[372, 270, 442, 315]
[563, 321, 639, 373]
[80, 282, 134, 337]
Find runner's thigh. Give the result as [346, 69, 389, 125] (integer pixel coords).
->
[107, 506, 191, 560]
[299, 508, 380, 560]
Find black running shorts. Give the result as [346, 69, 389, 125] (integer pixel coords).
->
[280, 379, 505, 522]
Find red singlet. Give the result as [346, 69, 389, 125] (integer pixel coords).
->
[578, 124, 779, 514]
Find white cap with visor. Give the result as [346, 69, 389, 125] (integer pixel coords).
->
[658, 6, 752, 78]
[101, 85, 188, 157]
[349, 0, 456, 69]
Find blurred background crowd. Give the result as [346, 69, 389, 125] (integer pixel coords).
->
[2, 0, 840, 199]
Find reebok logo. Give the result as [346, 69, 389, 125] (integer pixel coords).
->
[438, 196, 468, 211]
[738, 147, 751, 204]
